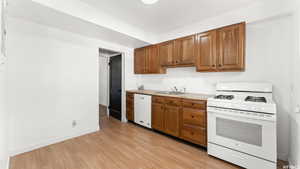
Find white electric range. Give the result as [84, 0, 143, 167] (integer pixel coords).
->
[207, 82, 277, 169]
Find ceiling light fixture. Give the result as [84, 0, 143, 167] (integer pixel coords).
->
[141, 0, 159, 5]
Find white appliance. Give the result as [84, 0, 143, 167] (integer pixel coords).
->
[134, 94, 152, 128]
[207, 82, 277, 169]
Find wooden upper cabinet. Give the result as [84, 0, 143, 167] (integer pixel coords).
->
[159, 41, 175, 66]
[135, 22, 245, 73]
[134, 46, 165, 74]
[217, 22, 245, 71]
[175, 35, 196, 66]
[147, 46, 165, 74]
[134, 47, 147, 74]
[196, 30, 217, 72]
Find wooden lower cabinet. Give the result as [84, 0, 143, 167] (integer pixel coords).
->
[152, 102, 165, 132]
[181, 125, 206, 146]
[164, 105, 180, 137]
[150, 95, 207, 147]
[126, 92, 134, 121]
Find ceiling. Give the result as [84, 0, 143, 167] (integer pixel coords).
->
[7, 0, 149, 48]
[81, 0, 258, 34]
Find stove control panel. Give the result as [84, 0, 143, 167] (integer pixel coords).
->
[207, 107, 276, 122]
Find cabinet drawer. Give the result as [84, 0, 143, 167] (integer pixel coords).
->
[181, 125, 206, 146]
[182, 99, 206, 110]
[126, 93, 134, 99]
[152, 96, 165, 104]
[165, 97, 181, 106]
[182, 108, 206, 127]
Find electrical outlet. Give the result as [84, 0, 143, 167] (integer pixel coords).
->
[72, 120, 77, 128]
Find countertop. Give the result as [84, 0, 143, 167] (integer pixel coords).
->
[126, 90, 213, 101]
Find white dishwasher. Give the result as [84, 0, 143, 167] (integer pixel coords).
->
[134, 94, 152, 128]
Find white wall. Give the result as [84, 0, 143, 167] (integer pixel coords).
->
[289, 3, 300, 167]
[98, 56, 109, 106]
[0, 1, 9, 168]
[7, 17, 135, 156]
[137, 15, 294, 160]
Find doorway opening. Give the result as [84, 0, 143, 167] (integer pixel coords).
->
[99, 48, 123, 123]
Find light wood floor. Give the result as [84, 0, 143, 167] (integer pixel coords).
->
[10, 117, 285, 169]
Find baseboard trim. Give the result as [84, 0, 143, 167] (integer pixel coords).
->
[10, 127, 99, 157]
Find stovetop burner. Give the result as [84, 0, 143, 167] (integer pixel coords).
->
[245, 96, 267, 103]
[214, 95, 234, 100]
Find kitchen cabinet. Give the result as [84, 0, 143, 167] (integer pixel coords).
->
[134, 47, 147, 74]
[180, 99, 207, 146]
[134, 46, 166, 74]
[174, 35, 196, 66]
[129, 91, 207, 147]
[152, 102, 165, 132]
[196, 30, 217, 72]
[126, 92, 134, 121]
[196, 23, 245, 72]
[217, 22, 245, 71]
[159, 41, 176, 66]
[134, 22, 245, 73]
[152, 96, 180, 137]
[164, 105, 180, 137]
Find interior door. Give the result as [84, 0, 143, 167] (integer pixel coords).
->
[109, 54, 122, 120]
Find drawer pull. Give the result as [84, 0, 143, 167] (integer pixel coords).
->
[191, 115, 195, 118]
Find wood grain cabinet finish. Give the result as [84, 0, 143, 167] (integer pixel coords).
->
[152, 102, 165, 132]
[126, 92, 134, 121]
[180, 99, 207, 147]
[159, 41, 176, 67]
[150, 95, 207, 147]
[134, 47, 147, 74]
[174, 35, 196, 66]
[134, 46, 166, 74]
[164, 105, 180, 137]
[196, 30, 217, 72]
[217, 22, 245, 71]
[135, 22, 245, 72]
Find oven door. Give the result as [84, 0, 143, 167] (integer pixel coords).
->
[208, 109, 276, 162]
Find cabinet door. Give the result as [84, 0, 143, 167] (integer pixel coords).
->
[134, 47, 147, 74]
[196, 31, 217, 72]
[175, 35, 195, 65]
[152, 103, 165, 132]
[164, 105, 180, 137]
[217, 22, 245, 71]
[159, 41, 175, 66]
[147, 46, 165, 74]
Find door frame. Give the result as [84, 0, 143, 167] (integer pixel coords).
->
[99, 50, 126, 123]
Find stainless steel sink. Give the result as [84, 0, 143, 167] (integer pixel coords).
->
[156, 91, 185, 95]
